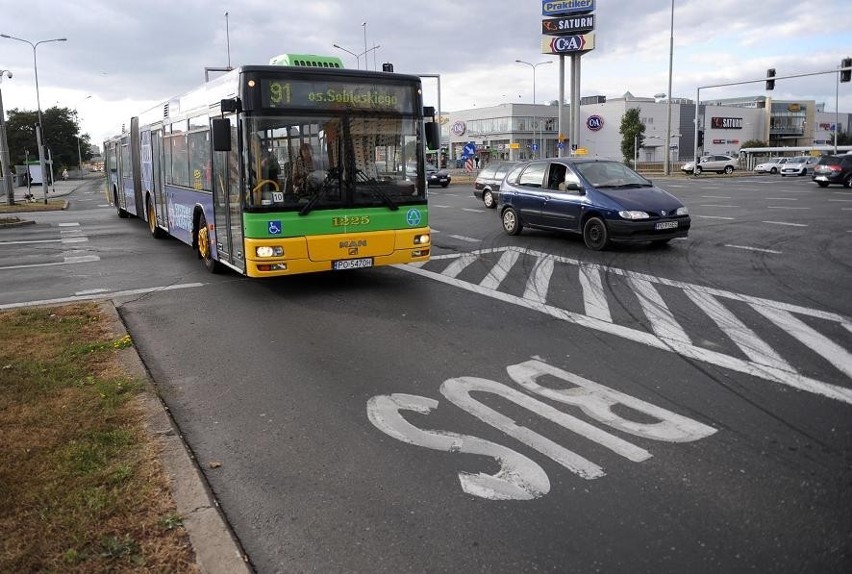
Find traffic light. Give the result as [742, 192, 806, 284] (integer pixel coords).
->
[382, 62, 394, 73]
[765, 68, 776, 91]
[841, 58, 851, 83]
[697, 130, 704, 148]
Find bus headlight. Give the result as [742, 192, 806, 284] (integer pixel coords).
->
[256, 246, 284, 257]
[413, 233, 431, 245]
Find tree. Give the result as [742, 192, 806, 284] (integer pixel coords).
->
[5, 106, 93, 172]
[619, 108, 645, 164]
[740, 139, 768, 150]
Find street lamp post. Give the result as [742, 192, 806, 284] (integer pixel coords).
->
[72, 94, 91, 177]
[1, 33, 67, 204]
[664, 0, 674, 175]
[514, 59, 552, 105]
[515, 59, 552, 159]
[0, 69, 15, 205]
[333, 43, 381, 70]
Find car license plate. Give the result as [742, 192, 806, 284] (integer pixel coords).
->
[815, 175, 828, 181]
[655, 221, 678, 230]
[333, 257, 373, 270]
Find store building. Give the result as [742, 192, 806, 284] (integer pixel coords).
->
[443, 94, 851, 166]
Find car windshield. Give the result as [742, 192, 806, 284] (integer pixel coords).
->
[788, 157, 807, 164]
[575, 161, 651, 188]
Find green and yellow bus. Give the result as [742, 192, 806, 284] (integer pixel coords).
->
[104, 54, 439, 276]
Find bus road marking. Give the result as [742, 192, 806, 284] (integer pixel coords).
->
[368, 358, 717, 500]
[448, 235, 479, 243]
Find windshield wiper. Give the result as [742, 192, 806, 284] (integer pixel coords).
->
[356, 170, 398, 211]
[299, 178, 338, 216]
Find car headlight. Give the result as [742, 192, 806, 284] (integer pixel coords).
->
[676, 206, 689, 216]
[618, 210, 649, 220]
[256, 246, 284, 257]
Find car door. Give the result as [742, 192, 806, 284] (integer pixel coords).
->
[539, 162, 584, 232]
[503, 162, 548, 226]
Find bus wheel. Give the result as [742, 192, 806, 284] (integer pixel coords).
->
[147, 196, 166, 239]
[197, 214, 222, 273]
[114, 190, 128, 218]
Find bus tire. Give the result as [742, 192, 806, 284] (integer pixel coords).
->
[197, 214, 223, 273]
[147, 196, 166, 239]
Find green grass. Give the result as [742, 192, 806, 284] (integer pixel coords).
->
[0, 303, 199, 572]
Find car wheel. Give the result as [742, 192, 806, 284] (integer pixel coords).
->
[694, 166, 702, 175]
[441, 182, 449, 188]
[583, 216, 609, 251]
[501, 207, 522, 236]
[724, 166, 734, 174]
[798, 170, 806, 177]
[483, 190, 497, 209]
[770, 167, 777, 174]
[816, 181, 829, 188]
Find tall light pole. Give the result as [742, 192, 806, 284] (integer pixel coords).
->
[664, 0, 674, 175]
[72, 94, 91, 177]
[333, 43, 361, 69]
[515, 59, 552, 159]
[362, 22, 368, 66]
[0, 69, 14, 205]
[1, 33, 67, 204]
[515, 59, 552, 105]
[333, 43, 381, 71]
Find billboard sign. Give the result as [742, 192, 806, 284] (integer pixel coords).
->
[542, 14, 595, 35]
[541, 0, 595, 16]
[541, 34, 595, 55]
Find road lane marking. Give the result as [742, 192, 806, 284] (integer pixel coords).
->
[578, 263, 612, 322]
[724, 245, 782, 254]
[629, 278, 691, 344]
[762, 221, 807, 227]
[695, 215, 735, 220]
[524, 257, 555, 304]
[767, 206, 810, 210]
[0, 255, 100, 270]
[698, 204, 739, 208]
[448, 234, 478, 243]
[765, 197, 798, 201]
[479, 249, 520, 289]
[0, 282, 206, 311]
[701, 195, 732, 199]
[398, 247, 852, 404]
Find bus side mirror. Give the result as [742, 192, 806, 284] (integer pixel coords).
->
[425, 122, 440, 152]
[212, 118, 231, 151]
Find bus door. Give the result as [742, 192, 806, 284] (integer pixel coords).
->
[212, 115, 245, 270]
[150, 129, 168, 230]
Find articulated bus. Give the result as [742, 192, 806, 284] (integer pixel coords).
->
[104, 54, 439, 277]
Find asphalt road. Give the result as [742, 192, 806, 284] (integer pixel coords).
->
[2, 174, 850, 573]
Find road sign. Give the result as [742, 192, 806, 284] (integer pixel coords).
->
[541, 33, 595, 55]
[462, 142, 476, 159]
[574, 147, 588, 155]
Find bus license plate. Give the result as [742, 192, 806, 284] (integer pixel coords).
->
[655, 221, 678, 230]
[333, 258, 373, 270]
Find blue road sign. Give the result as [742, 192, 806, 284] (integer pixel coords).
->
[462, 142, 477, 159]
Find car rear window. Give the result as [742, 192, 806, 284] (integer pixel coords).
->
[819, 156, 841, 166]
[478, 165, 497, 179]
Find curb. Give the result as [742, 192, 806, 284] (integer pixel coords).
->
[101, 302, 252, 574]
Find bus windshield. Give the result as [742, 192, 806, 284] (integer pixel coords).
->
[244, 114, 423, 213]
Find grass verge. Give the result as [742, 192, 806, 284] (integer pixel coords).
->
[0, 199, 67, 215]
[0, 302, 198, 572]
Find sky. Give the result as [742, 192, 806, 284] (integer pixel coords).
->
[1, 0, 850, 149]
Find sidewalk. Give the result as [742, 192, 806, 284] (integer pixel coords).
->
[10, 172, 99, 204]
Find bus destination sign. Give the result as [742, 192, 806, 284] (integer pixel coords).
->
[260, 79, 414, 113]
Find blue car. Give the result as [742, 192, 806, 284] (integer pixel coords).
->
[498, 158, 690, 250]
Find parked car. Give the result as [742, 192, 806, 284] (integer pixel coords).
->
[780, 155, 819, 177]
[812, 153, 852, 188]
[426, 166, 451, 188]
[498, 158, 690, 250]
[754, 157, 787, 174]
[473, 161, 518, 208]
[680, 155, 737, 175]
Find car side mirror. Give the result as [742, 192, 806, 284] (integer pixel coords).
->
[562, 181, 584, 194]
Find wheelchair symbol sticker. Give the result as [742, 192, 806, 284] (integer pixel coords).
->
[406, 209, 422, 226]
[268, 220, 282, 235]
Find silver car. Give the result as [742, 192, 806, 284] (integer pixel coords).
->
[780, 156, 819, 177]
[681, 155, 737, 175]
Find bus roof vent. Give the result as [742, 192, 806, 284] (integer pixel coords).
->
[269, 53, 344, 68]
